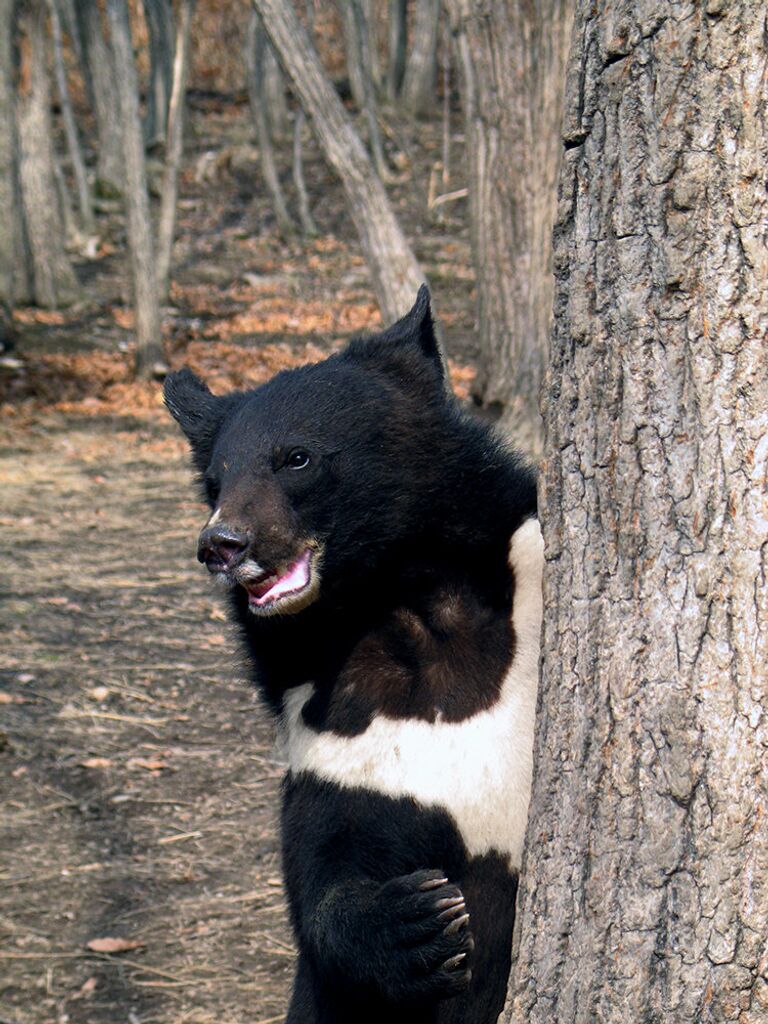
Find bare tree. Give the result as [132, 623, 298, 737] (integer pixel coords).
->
[252, 0, 425, 322]
[49, 0, 94, 236]
[16, 0, 79, 308]
[106, 0, 164, 378]
[445, 0, 573, 448]
[143, 0, 175, 147]
[291, 0, 317, 237]
[156, 0, 196, 303]
[401, 0, 440, 116]
[386, 0, 407, 102]
[75, 0, 122, 195]
[504, 3, 768, 1021]
[0, 0, 24, 313]
[245, 8, 297, 238]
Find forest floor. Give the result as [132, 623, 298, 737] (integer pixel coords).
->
[0, 96, 478, 1024]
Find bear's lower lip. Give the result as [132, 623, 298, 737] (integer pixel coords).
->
[244, 549, 314, 608]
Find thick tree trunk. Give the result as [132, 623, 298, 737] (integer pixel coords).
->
[504, 4, 768, 1022]
[156, 0, 195, 303]
[16, 0, 79, 308]
[106, 0, 164, 378]
[252, 0, 425, 323]
[245, 9, 297, 238]
[143, 0, 175, 148]
[445, 0, 573, 449]
[1, 0, 32, 306]
[76, 0, 122, 194]
[401, 0, 440, 116]
[49, 0, 94, 235]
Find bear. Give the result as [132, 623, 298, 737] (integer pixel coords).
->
[164, 286, 543, 1024]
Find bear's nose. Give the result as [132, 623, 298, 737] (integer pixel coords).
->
[197, 525, 249, 573]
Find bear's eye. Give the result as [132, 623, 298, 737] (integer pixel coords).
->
[286, 449, 311, 471]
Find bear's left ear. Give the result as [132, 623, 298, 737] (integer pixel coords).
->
[346, 285, 446, 385]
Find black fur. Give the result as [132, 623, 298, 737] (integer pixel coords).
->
[165, 290, 536, 1022]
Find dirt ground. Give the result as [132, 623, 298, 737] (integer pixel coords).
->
[0, 97, 477, 1023]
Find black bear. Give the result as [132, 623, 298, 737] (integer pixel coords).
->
[164, 287, 542, 1024]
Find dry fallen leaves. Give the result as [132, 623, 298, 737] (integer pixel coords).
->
[80, 757, 113, 769]
[86, 937, 145, 953]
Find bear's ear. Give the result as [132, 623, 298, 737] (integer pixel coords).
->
[346, 285, 446, 385]
[164, 369, 225, 470]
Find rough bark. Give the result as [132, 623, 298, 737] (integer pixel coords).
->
[401, 0, 440, 116]
[445, 0, 573, 449]
[245, 8, 297, 238]
[156, 0, 195, 302]
[76, 0, 122, 194]
[106, 0, 164, 378]
[2, 2, 33, 305]
[252, 0, 425, 323]
[505, 4, 768, 1022]
[49, 0, 94, 235]
[16, 0, 79, 308]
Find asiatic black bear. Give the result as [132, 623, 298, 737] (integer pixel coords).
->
[164, 287, 542, 1024]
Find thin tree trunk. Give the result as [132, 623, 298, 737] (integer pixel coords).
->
[2, 0, 32, 306]
[351, 0, 389, 181]
[76, 0, 122, 194]
[252, 0, 425, 323]
[143, 0, 175, 147]
[386, 0, 407, 102]
[263, 40, 288, 140]
[16, 0, 79, 308]
[106, 0, 164, 378]
[401, 0, 440, 116]
[445, 0, 573, 451]
[49, 0, 94, 235]
[156, 0, 195, 303]
[245, 9, 297, 238]
[504, 4, 768, 1022]
[291, 0, 317, 238]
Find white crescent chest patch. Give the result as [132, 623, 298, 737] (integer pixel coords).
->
[279, 517, 544, 871]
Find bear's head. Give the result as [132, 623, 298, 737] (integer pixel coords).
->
[164, 286, 468, 618]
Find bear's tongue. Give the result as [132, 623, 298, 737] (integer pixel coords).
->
[247, 550, 311, 606]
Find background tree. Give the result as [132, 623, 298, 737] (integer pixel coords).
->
[143, 0, 175, 147]
[106, 0, 164, 377]
[75, 0, 122, 195]
[400, 0, 440, 116]
[16, 0, 79, 308]
[252, 0, 426, 322]
[504, 3, 768, 1021]
[445, 0, 573, 447]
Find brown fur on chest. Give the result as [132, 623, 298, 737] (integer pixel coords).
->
[303, 584, 515, 737]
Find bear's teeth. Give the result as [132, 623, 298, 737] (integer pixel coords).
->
[248, 550, 312, 606]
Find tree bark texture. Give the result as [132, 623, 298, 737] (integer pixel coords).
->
[106, 0, 163, 377]
[445, 0, 573, 448]
[505, 4, 768, 1022]
[0, 0, 32, 305]
[156, 0, 195, 302]
[76, 0, 122, 193]
[16, 0, 79, 308]
[401, 0, 440, 116]
[252, 0, 425, 323]
[386, 0, 407, 102]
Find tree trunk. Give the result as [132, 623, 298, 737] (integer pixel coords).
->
[76, 0, 122, 195]
[445, 0, 573, 449]
[245, 8, 297, 238]
[106, 0, 164, 378]
[291, 0, 317, 238]
[156, 0, 195, 303]
[16, 0, 79, 308]
[1, 0, 33, 306]
[143, 0, 175, 148]
[386, 0, 407, 102]
[263, 37, 289, 139]
[504, 4, 768, 1022]
[49, 0, 94, 235]
[252, 0, 425, 323]
[401, 0, 440, 116]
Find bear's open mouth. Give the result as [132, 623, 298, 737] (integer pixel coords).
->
[241, 547, 319, 613]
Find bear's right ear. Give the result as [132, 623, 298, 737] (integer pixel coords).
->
[164, 369, 225, 470]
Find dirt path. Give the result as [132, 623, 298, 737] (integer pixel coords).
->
[1, 420, 294, 1024]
